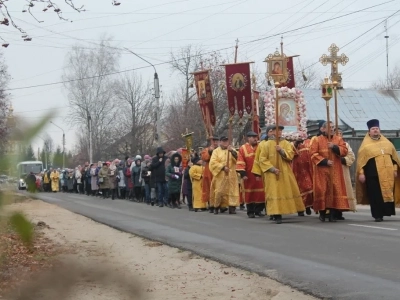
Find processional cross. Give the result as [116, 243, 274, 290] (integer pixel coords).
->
[319, 43, 349, 134]
[319, 43, 349, 88]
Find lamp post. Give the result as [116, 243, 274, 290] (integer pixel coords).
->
[50, 121, 65, 169]
[124, 48, 161, 146]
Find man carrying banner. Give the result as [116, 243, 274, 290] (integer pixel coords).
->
[201, 137, 220, 212]
[356, 119, 400, 222]
[209, 136, 239, 215]
[258, 125, 305, 224]
[236, 131, 265, 218]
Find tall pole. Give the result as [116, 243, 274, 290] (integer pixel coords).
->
[385, 20, 390, 89]
[50, 121, 65, 169]
[124, 48, 160, 146]
[88, 114, 93, 163]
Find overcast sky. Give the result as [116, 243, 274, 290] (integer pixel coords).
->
[3, 0, 400, 154]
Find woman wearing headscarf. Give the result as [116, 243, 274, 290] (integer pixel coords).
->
[67, 169, 74, 193]
[75, 166, 83, 194]
[90, 162, 100, 196]
[109, 160, 118, 200]
[132, 157, 142, 202]
[98, 162, 110, 199]
[124, 159, 133, 200]
[117, 161, 126, 199]
[166, 152, 183, 209]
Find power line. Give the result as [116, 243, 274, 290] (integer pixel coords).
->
[5, 1, 396, 92]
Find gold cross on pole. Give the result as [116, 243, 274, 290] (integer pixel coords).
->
[319, 43, 349, 87]
[320, 43, 349, 135]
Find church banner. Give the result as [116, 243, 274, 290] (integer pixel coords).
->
[223, 62, 253, 118]
[285, 56, 296, 88]
[193, 70, 216, 127]
[252, 90, 260, 136]
[181, 148, 189, 169]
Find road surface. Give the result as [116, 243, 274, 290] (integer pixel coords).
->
[31, 192, 400, 300]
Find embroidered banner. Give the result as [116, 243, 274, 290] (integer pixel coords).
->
[193, 70, 216, 127]
[252, 90, 260, 136]
[223, 62, 253, 118]
[285, 56, 296, 88]
[181, 148, 189, 169]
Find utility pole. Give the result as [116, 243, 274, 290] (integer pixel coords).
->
[124, 48, 161, 146]
[50, 121, 66, 169]
[88, 113, 93, 163]
[384, 20, 390, 89]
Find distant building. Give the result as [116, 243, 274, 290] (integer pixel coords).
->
[304, 89, 400, 138]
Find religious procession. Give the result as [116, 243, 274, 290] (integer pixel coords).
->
[30, 42, 400, 226]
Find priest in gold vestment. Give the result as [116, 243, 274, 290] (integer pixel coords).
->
[356, 119, 400, 222]
[201, 137, 219, 208]
[209, 136, 240, 215]
[258, 125, 305, 224]
[252, 125, 274, 177]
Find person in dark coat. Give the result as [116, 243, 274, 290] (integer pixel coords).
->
[150, 147, 168, 207]
[85, 165, 92, 196]
[166, 152, 183, 209]
[184, 161, 194, 211]
[141, 160, 152, 205]
[132, 158, 142, 202]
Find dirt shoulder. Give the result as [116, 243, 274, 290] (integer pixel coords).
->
[5, 199, 317, 300]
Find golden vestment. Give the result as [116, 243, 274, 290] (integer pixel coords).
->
[356, 134, 400, 205]
[259, 139, 305, 215]
[342, 142, 356, 211]
[50, 171, 59, 192]
[201, 147, 214, 203]
[209, 147, 239, 208]
[189, 165, 206, 209]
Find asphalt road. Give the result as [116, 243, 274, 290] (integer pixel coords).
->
[30, 191, 400, 300]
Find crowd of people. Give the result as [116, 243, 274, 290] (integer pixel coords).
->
[29, 118, 400, 224]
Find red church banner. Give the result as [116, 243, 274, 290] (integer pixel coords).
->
[252, 90, 260, 136]
[181, 148, 189, 169]
[223, 62, 253, 118]
[193, 70, 216, 127]
[285, 56, 296, 88]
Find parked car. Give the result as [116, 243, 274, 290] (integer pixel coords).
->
[17, 177, 27, 190]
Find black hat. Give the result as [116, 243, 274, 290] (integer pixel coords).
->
[367, 119, 379, 129]
[246, 131, 258, 137]
[211, 136, 220, 141]
[220, 136, 229, 141]
[191, 156, 200, 164]
[268, 124, 284, 130]
[318, 120, 326, 129]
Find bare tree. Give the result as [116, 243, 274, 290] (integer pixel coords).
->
[0, 53, 10, 155]
[113, 72, 154, 155]
[63, 38, 120, 161]
[0, 0, 122, 46]
[294, 61, 320, 89]
[170, 45, 203, 118]
[372, 64, 400, 90]
[165, 49, 239, 149]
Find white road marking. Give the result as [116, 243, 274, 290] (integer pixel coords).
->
[348, 224, 397, 231]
